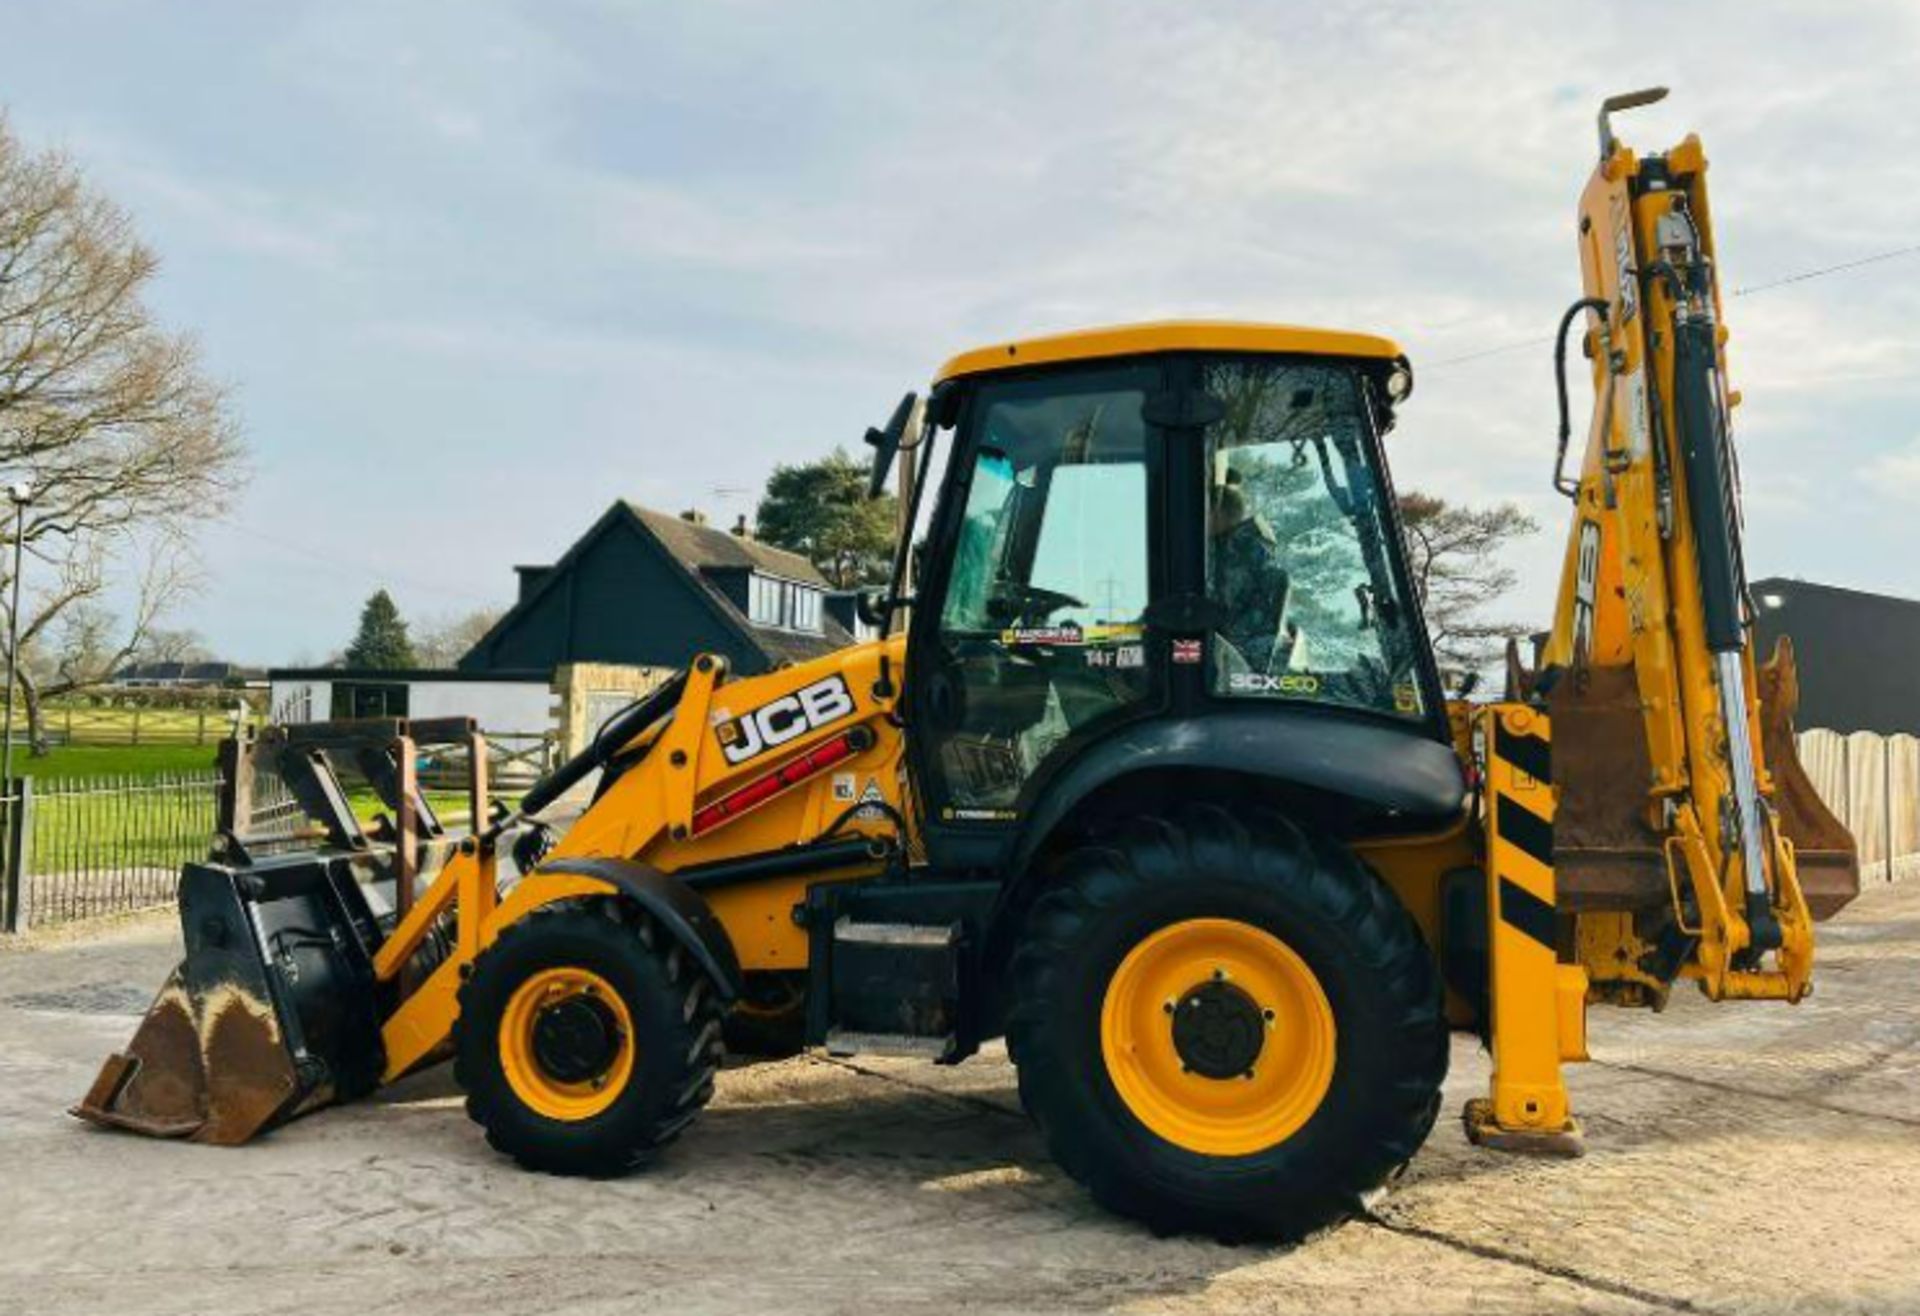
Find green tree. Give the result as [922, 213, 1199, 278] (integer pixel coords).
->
[754, 448, 898, 588]
[344, 589, 417, 669]
[1204, 362, 1537, 685]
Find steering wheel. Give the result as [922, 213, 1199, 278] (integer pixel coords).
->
[991, 583, 1086, 628]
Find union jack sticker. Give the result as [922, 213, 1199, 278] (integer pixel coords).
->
[1171, 638, 1203, 665]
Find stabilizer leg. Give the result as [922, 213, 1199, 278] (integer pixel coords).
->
[1465, 704, 1588, 1157]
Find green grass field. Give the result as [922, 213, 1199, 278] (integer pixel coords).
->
[11, 720, 482, 925]
[17, 745, 220, 779]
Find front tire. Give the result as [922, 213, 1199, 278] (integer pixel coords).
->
[1007, 804, 1446, 1240]
[454, 900, 724, 1176]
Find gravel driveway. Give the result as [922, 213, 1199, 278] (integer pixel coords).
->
[3, 881, 1918, 1315]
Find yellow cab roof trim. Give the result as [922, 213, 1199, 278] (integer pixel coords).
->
[934, 320, 1405, 384]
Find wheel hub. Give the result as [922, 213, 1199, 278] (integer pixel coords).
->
[1100, 918, 1336, 1156]
[531, 993, 622, 1085]
[1171, 979, 1266, 1079]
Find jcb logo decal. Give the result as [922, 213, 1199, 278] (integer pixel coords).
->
[1572, 520, 1601, 664]
[1610, 193, 1637, 323]
[716, 675, 856, 765]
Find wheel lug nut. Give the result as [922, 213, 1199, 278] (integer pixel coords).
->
[1162, 1001, 1175, 1015]
[1212, 968, 1227, 982]
[1263, 1009, 1276, 1023]
[1243, 1069, 1256, 1081]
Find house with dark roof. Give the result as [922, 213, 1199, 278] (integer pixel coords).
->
[112, 660, 260, 687]
[458, 503, 859, 677]
[1752, 577, 1920, 736]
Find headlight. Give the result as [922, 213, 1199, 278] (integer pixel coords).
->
[1385, 358, 1414, 404]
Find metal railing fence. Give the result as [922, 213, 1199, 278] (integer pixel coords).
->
[0, 771, 224, 931]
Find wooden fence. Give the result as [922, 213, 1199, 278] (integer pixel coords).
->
[3, 704, 256, 747]
[1797, 730, 1920, 884]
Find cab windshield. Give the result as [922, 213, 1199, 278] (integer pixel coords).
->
[1202, 359, 1426, 719]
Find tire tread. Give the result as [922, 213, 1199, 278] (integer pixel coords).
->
[1006, 803, 1447, 1239]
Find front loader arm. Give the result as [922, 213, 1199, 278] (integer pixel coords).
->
[375, 640, 913, 1081]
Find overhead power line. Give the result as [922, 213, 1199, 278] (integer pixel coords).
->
[1730, 242, 1920, 297]
[1422, 240, 1920, 373]
[217, 517, 499, 605]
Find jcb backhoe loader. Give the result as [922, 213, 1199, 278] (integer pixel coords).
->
[77, 89, 1855, 1240]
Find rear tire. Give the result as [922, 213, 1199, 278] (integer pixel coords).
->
[454, 899, 724, 1176]
[1007, 804, 1446, 1240]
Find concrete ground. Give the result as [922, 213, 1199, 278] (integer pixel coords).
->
[3, 884, 1918, 1316]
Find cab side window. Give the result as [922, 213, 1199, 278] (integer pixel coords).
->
[930, 368, 1156, 813]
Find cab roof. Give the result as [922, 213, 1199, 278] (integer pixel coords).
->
[934, 320, 1405, 384]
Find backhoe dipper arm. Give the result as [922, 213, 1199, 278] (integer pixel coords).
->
[1537, 89, 1823, 1001]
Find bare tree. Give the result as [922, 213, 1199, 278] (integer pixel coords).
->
[0, 116, 243, 750]
[135, 626, 211, 667]
[1398, 490, 1540, 685]
[413, 606, 505, 669]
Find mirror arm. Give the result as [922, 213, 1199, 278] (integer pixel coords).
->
[880, 427, 938, 645]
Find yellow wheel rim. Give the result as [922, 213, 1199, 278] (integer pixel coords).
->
[1100, 918, 1336, 1156]
[498, 967, 635, 1121]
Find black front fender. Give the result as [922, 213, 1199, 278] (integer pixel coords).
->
[539, 856, 743, 1002]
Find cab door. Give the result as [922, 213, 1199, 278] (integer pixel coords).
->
[908, 362, 1166, 863]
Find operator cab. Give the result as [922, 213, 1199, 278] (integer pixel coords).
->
[866, 322, 1462, 872]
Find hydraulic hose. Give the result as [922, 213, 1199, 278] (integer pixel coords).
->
[1552, 297, 1613, 499]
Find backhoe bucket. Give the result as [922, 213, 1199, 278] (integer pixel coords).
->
[1755, 638, 1859, 916]
[1547, 638, 1858, 919]
[74, 852, 391, 1144]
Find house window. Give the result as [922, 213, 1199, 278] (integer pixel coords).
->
[330, 682, 409, 720]
[749, 574, 782, 626]
[746, 574, 824, 632]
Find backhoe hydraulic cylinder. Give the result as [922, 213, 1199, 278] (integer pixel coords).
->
[1673, 309, 1778, 943]
[1673, 315, 1745, 654]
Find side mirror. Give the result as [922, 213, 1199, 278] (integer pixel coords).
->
[855, 588, 891, 628]
[864, 392, 918, 500]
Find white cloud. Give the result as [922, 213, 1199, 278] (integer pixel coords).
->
[1865, 438, 1920, 504]
[61, 130, 364, 270]
[8, 0, 1920, 654]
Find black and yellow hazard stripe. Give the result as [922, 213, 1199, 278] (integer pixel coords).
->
[1468, 703, 1582, 1144]
[1490, 718, 1556, 951]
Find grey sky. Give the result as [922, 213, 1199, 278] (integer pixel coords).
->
[1, 1, 1915, 662]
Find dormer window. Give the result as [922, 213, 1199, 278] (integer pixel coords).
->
[747, 572, 824, 633]
[749, 574, 782, 626]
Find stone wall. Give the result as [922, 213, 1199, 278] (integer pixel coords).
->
[550, 661, 678, 760]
